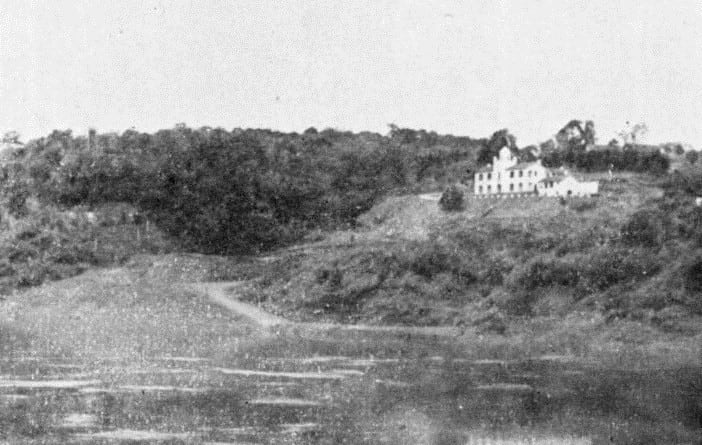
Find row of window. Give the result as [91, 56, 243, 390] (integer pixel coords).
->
[478, 182, 534, 193]
[477, 170, 538, 181]
[477, 170, 558, 182]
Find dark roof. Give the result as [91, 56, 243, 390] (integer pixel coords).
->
[539, 175, 566, 184]
[475, 166, 493, 173]
[506, 162, 540, 171]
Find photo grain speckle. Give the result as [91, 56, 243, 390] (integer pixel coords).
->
[1, 2, 701, 444]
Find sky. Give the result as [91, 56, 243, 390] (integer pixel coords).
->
[2, 0, 702, 147]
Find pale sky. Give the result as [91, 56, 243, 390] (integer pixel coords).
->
[2, 1, 702, 147]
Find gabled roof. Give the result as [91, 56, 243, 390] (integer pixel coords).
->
[475, 165, 493, 173]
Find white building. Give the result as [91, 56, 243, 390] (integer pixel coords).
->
[474, 147, 598, 198]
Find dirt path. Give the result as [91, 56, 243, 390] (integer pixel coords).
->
[196, 282, 286, 328]
[192, 281, 461, 337]
[417, 192, 442, 201]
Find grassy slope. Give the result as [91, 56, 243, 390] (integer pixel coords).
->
[0, 202, 173, 295]
[0, 254, 698, 376]
[0, 254, 257, 362]
[234, 172, 701, 364]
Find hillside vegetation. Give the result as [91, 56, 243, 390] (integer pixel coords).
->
[2, 126, 481, 255]
[0, 122, 697, 333]
[0, 125, 485, 293]
[242, 170, 702, 334]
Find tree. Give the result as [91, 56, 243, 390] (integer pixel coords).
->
[685, 150, 699, 165]
[387, 124, 418, 144]
[439, 185, 465, 211]
[583, 120, 596, 146]
[617, 121, 648, 145]
[555, 119, 595, 152]
[477, 129, 517, 165]
[519, 145, 538, 162]
[1, 131, 21, 145]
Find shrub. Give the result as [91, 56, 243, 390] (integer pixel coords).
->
[683, 257, 702, 294]
[568, 198, 597, 212]
[621, 210, 664, 247]
[580, 248, 661, 292]
[438, 185, 464, 211]
[6, 185, 29, 217]
[489, 287, 536, 316]
[481, 258, 509, 286]
[514, 258, 580, 290]
[315, 266, 344, 291]
[403, 242, 476, 285]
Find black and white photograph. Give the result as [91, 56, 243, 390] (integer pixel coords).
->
[1, 1, 701, 443]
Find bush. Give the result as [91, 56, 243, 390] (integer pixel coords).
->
[490, 287, 536, 316]
[580, 248, 661, 292]
[404, 242, 476, 285]
[683, 257, 702, 294]
[438, 185, 464, 211]
[514, 258, 580, 290]
[621, 210, 664, 247]
[568, 198, 597, 212]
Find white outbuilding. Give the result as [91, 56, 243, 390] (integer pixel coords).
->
[537, 173, 599, 197]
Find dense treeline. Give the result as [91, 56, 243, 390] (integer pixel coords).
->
[2, 126, 481, 254]
[541, 146, 670, 175]
[0, 121, 676, 256]
[475, 121, 670, 176]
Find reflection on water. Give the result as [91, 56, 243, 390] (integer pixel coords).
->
[0, 350, 700, 444]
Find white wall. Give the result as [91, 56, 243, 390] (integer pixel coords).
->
[539, 176, 599, 197]
[474, 157, 547, 196]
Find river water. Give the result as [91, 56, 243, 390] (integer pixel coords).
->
[1, 331, 700, 444]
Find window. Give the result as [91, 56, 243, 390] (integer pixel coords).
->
[478, 173, 483, 181]
[519, 170, 523, 177]
[487, 185, 491, 192]
[478, 185, 483, 193]
[509, 183, 514, 191]
[487, 173, 491, 180]
[519, 183, 523, 190]
[497, 184, 502, 192]
[528, 171, 531, 177]
[510, 171, 514, 178]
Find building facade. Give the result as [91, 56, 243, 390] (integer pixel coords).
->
[474, 147, 598, 197]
